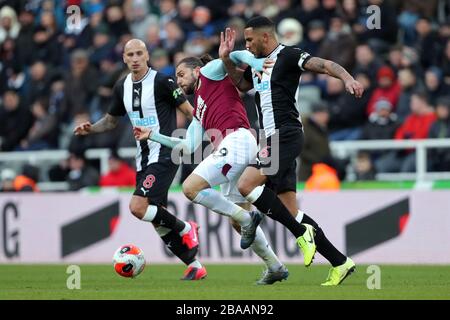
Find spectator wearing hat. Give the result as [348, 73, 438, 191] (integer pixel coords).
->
[361, 99, 399, 159]
[277, 18, 303, 46]
[428, 97, 450, 171]
[366, 65, 401, 116]
[362, 99, 399, 140]
[0, 168, 16, 192]
[99, 150, 136, 187]
[0, 6, 20, 44]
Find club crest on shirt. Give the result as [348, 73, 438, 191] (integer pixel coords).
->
[133, 96, 140, 108]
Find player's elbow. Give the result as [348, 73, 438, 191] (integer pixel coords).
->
[237, 81, 252, 93]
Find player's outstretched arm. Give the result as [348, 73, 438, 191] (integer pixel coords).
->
[133, 118, 204, 155]
[73, 113, 119, 135]
[219, 28, 253, 92]
[304, 57, 364, 98]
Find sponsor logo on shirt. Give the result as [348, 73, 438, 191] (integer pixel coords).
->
[253, 80, 270, 92]
[196, 95, 208, 124]
[172, 88, 183, 99]
[128, 111, 157, 127]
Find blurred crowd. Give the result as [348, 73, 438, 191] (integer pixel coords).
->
[1, 0, 450, 190]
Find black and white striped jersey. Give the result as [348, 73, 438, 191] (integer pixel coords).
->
[108, 68, 186, 171]
[244, 44, 312, 138]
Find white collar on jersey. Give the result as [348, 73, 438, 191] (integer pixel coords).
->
[266, 44, 284, 58]
[132, 67, 152, 83]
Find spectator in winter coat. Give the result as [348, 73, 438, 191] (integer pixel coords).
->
[99, 151, 136, 187]
[366, 65, 401, 115]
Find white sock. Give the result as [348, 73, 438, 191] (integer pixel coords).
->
[155, 225, 171, 237]
[188, 260, 203, 269]
[245, 185, 265, 203]
[295, 210, 305, 224]
[193, 189, 251, 226]
[179, 222, 191, 236]
[142, 205, 158, 222]
[250, 226, 283, 272]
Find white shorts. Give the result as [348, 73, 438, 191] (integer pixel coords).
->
[193, 128, 258, 203]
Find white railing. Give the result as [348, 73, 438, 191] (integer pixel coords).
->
[1, 139, 450, 190]
[0, 148, 136, 191]
[330, 138, 450, 183]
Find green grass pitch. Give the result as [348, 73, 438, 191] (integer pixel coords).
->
[1, 264, 449, 300]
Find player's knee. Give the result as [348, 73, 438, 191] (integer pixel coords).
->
[182, 181, 198, 201]
[129, 201, 146, 220]
[238, 180, 253, 197]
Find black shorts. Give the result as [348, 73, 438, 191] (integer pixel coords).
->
[133, 161, 179, 207]
[251, 127, 304, 194]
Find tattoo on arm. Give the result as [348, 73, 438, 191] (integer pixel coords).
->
[90, 114, 119, 133]
[304, 57, 327, 74]
[327, 61, 351, 80]
[305, 57, 352, 81]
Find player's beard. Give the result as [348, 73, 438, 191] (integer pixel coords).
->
[184, 73, 197, 95]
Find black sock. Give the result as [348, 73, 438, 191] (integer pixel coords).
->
[160, 231, 197, 265]
[153, 206, 186, 233]
[253, 187, 305, 238]
[301, 214, 347, 267]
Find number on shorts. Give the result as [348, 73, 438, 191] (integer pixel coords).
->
[143, 174, 156, 189]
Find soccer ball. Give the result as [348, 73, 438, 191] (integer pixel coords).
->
[113, 244, 145, 278]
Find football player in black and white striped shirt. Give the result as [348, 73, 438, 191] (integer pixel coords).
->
[74, 39, 206, 280]
[221, 17, 363, 285]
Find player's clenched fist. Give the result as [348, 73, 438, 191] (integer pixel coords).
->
[73, 122, 92, 135]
